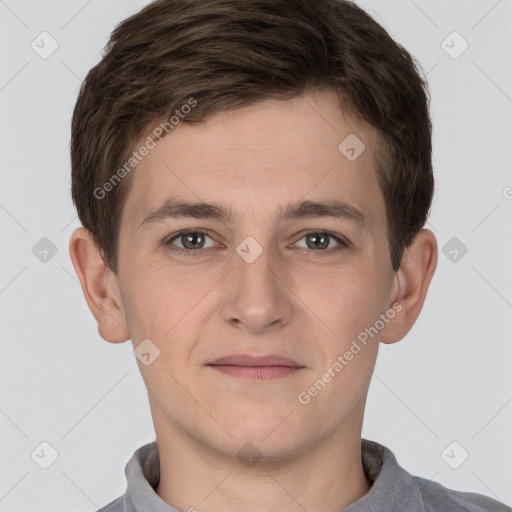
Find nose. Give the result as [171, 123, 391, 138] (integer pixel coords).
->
[220, 238, 294, 335]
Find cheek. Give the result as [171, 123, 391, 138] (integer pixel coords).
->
[303, 261, 386, 342]
[295, 265, 383, 412]
[120, 262, 217, 342]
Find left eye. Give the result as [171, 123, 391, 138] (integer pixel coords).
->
[295, 232, 347, 251]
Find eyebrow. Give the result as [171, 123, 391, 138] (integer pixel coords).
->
[140, 197, 369, 229]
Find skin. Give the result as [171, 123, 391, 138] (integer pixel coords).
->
[70, 88, 437, 512]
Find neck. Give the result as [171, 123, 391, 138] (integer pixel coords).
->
[154, 418, 371, 512]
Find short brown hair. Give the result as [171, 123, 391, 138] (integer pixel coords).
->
[71, 0, 433, 273]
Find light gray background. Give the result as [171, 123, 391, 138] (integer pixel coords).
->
[1, 0, 511, 510]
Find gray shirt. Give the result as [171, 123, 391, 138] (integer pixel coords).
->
[97, 439, 510, 511]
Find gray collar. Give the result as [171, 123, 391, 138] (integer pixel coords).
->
[117, 439, 428, 512]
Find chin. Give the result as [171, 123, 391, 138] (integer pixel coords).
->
[221, 413, 308, 457]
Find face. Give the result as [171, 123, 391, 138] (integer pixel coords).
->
[114, 89, 397, 459]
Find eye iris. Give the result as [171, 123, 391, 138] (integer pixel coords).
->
[182, 232, 204, 249]
[307, 233, 329, 250]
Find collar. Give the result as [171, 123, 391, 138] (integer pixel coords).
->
[120, 438, 427, 512]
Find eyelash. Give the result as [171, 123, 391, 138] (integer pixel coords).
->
[164, 229, 350, 257]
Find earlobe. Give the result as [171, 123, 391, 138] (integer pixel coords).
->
[380, 229, 438, 344]
[69, 227, 130, 344]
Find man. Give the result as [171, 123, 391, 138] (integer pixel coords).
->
[68, 0, 510, 510]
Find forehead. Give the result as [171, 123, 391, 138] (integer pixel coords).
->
[121, 89, 385, 230]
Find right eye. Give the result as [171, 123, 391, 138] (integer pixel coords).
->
[165, 230, 218, 256]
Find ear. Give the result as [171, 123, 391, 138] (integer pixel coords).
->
[69, 227, 130, 343]
[380, 229, 438, 344]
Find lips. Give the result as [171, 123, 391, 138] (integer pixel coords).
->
[207, 354, 303, 367]
[206, 354, 305, 381]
